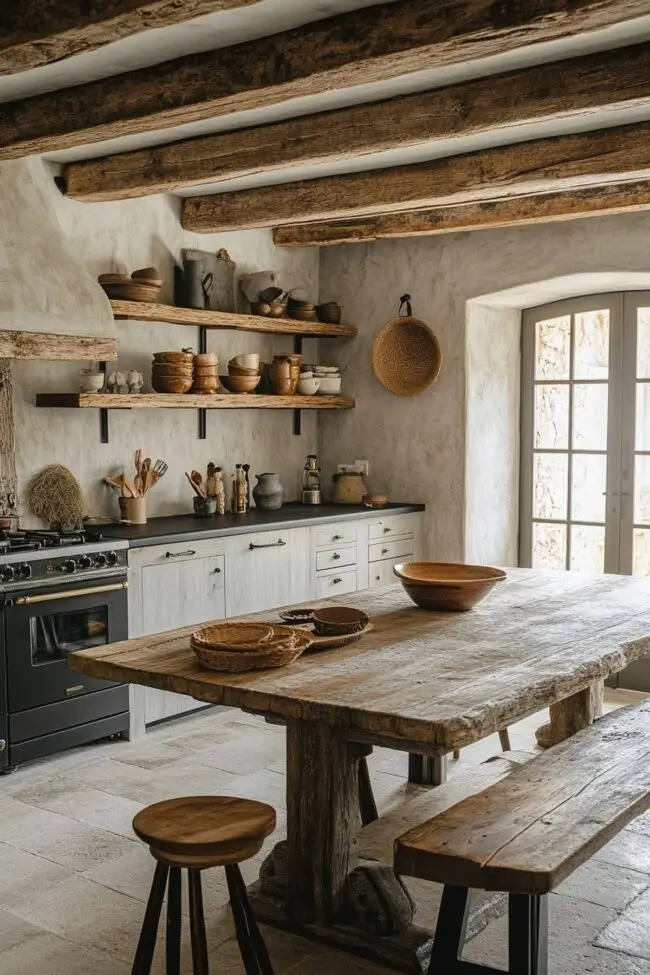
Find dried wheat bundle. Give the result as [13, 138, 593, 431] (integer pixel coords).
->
[24, 464, 85, 530]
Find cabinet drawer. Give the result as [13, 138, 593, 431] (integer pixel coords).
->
[316, 547, 357, 571]
[368, 557, 405, 588]
[313, 524, 358, 549]
[132, 538, 225, 567]
[316, 570, 357, 599]
[369, 537, 414, 563]
[368, 514, 420, 540]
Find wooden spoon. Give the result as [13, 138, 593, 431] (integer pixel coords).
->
[185, 471, 204, 498]
[190, 470, 206, 497]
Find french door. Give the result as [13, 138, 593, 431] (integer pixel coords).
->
[520, 291, 650, 578]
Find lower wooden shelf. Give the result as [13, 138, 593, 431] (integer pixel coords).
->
[36, 392, 355, 410]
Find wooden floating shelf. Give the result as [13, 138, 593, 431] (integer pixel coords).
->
[0, 329, 117, 361]
[36, 392, 355, 410]
[110, 300, 357, 338]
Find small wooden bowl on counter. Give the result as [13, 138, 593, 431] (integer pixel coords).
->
[393, 562, 506, 612]
[312, 607, 369, 636]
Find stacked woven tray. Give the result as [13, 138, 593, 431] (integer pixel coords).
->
[191, 622, 312, 672]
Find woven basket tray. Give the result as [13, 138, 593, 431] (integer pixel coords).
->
[190, 622, 275, 652]
[371, 294, 442, 397]
[193, 628, 312, 672]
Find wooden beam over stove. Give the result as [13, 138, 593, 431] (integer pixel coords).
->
[0, 1, 261, 74]
[1, 0, 648, 159]
[182, 121, 650, 232]
[63, 41, 650, 203]
[272, 182, 650, 247]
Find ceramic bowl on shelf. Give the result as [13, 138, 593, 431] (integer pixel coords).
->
[393, 562, 506, 612]
[318, 375, 342, 395]
[228, 362, 260, 377]
[151, 362, 193, 377]
[231, 353, 260, 370]
[297, 376, 322, 395]
[152, 375, 193, 394]
[221, 374, 261, 394]
[153, 351, 194, 365]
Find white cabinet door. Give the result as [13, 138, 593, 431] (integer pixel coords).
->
[141, 554, 225, 635]
[224, 528, 312, 616]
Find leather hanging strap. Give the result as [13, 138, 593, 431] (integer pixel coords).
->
[399, 293, 413, 317]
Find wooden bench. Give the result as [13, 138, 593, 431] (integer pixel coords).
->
[394, 700, 650, 975]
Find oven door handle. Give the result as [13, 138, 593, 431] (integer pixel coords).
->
[13, 581, 128, 606]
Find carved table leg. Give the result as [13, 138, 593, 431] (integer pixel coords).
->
[285, 719, 359, 923]
[536, 680, 604, 748]
[408, 752, 447, 785]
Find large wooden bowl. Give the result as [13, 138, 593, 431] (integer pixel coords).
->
[393, 562, 506, 612]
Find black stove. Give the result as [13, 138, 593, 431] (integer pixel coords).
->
[0, 527, 105, 554]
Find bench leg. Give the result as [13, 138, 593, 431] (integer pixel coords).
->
[508, 894, 548, 975]
[408, 752, 447, 785]
[427, 886, 548, 975]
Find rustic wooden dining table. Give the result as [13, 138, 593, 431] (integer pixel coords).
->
[69, 568, 650, 969]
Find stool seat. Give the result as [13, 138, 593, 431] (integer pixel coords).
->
[133, 796, 276, 868]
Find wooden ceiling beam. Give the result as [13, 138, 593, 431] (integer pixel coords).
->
[64, 41, 650, 202]
[182, 121, 650, 232]
[272, 183, 650, 247]
[1, 0, 648, 159]
[0, 1, 261, 75]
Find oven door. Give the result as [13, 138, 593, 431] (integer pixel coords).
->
[4, 577, 128, 713]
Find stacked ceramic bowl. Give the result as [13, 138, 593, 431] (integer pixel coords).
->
[314, 364, 342, 395]
[191, 352, 218, 394]
[222, 353, 261, 394]
[99, 267, 163, 304]
[152, 351, 194, 394]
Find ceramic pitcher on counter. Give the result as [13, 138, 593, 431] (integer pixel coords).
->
[252, 473, 284, 510]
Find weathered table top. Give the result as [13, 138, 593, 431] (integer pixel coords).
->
[69, 569, 650, 752]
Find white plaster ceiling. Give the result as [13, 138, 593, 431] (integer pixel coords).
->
[4, 1, 650, 198]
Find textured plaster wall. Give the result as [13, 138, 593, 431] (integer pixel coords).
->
[319, 211, 650, 562]
[9, 160, 319, 522]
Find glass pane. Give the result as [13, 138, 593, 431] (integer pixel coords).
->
[573, 309, 609, 380]
[31, 606, 108, 666]
[534, 385, 569, 449]
[633, 529, 650, 576]
[532, 523, 567, 569]
[637, 307, 650, 378]
[572, 384, 608, 451]
[534, 316, 570, 380]
[636, 384, 650, 451]
[570, 525, 605, 572]
[533, 453, 568, 520]
[571, 454, 606, 522]
[634, 455, 650, 525]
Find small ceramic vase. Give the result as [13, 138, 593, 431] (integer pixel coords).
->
[252, 473, 284, 510]
[80, 369, 105, 393]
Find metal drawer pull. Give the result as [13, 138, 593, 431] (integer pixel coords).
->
[332, 552, 341, 560]
[15, 581, 128, 605]
[383, 527, 391, 533]
[65, 685, 85, 697]
[165, 550, 196, 559]
[332, 577, 343, 584]
[249, 539, 287, 550]
[382, 547, 389, 554]
[333, 534, 343, 541]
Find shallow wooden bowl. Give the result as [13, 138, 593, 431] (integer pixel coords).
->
[152, 375, 193, 394]
[221, 374, 261, 394]
[312, 607, 369, 636]
[393, 562, 506, 612]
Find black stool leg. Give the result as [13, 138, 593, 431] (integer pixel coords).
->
[226, 864, 275, 975]
[166, 867, 182, 975]
[188, 869, 210, 975]
[131, 862, 168, 975]
[427, 884, 470, 974]
[508, 894, 548, 975]
[358, 756, 379, 826]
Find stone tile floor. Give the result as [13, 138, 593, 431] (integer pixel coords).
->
[0, 689, 649, 973]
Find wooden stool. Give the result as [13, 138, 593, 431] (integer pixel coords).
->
[131, 796, 276, 975]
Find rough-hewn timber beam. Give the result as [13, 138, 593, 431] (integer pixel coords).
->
[182, 121, 650, 232]
[1, 0, 648, 159]
[272, 182, 650, 247]
[0, 1, 261, 75]
[63, 41, 650, 203]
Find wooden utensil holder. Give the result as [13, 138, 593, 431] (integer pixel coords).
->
[119, 496, 147, 524]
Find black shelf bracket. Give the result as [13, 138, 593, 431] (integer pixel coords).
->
[99, 361, 109, 443]
[293, 335, 303, 436]
[198, 325, 207, 440]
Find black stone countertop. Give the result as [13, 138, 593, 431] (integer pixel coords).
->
[98, 502, 425, 549]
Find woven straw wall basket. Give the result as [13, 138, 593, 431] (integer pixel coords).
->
[371, 294, 443, 396]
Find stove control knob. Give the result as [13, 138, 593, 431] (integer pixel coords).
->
[77, 555, 93, 570]
[0, 565, 15, 582]
[17, 563, 32, 580]
[105, 551, 118, 567]
[94, 553, 107, 568]
[60, 559, 76, 574]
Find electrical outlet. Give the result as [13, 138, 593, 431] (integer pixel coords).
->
[356, 460, 370, 476]
[337, 463, 357, 473]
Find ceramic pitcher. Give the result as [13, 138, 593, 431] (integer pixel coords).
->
[252, 473, 284, 510]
